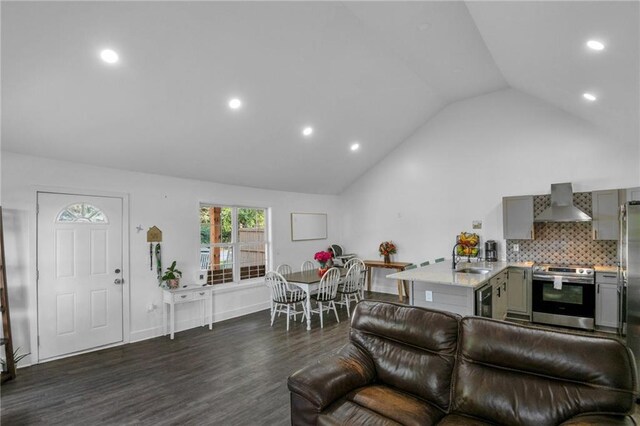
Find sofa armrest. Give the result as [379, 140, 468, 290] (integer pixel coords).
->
[560, 414, 637, 425]
[288, 342, 375, 410]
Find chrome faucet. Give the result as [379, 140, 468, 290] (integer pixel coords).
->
[452, 243, 463, 269]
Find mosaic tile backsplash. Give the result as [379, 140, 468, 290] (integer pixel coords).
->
[506, 192, 618, 266]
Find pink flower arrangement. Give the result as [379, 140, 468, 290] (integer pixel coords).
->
[314, 250, 333, 267]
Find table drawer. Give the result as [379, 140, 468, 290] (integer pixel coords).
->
[192, 290, 210, 301]
[173, 292, 195, 303]
[596, 272, 618, 284]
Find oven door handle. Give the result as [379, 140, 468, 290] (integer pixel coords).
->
[532, 276, 594, 285]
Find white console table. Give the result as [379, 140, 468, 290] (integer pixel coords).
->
[162, 285, 213, 339]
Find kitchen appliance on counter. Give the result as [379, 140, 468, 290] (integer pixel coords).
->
[531, 264, 595, 330]
[484, 240, 498, 262]
[621, 201, 640, 368]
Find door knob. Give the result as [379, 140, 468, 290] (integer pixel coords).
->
[114, 278, 124, 285]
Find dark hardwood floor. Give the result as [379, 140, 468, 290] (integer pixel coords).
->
[1, 292, 401, 425]
[3, 292, 637, 424]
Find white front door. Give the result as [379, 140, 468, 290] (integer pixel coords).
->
[37, 192, 124, 360]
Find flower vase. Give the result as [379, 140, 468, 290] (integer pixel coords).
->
[166, 278, 180, 289]
[318, 266, 328, 277]
[384, 254, 391, 264]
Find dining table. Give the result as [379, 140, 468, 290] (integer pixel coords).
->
[283, 267, 348, 331]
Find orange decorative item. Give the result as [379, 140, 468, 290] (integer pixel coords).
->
[317, 267, 329, 277]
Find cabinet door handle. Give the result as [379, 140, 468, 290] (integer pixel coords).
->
[593, 229, 597, 240]
[181, 295, 187, 299]
[602, 274, 616, 278]
[497, 287, 501, 297]
[199, 292, 205, 296]
[597, 284, 599, 294]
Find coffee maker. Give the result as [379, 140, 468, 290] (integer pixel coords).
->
[484, 240, 498, 262]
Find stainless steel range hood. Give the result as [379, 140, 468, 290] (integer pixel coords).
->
[534, 183, 591, 222]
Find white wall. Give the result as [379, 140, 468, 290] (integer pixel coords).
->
[340, 88, 640, 293]
[1, 152, 340, 365]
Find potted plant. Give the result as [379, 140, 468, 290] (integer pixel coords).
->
[161, 261, 182, 289]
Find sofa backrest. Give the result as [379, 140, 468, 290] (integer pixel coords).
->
[452, 316, 637, 425]
[350, 301, 461, 411]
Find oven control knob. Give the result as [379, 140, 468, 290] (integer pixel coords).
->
[587, 270, 592, 274]
[578, 269, 584, 274]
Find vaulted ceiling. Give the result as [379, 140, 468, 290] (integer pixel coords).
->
[2, 2, 638, 194]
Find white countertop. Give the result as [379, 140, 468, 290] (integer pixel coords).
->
[594, 265, 618, 273]
[387, 260, 533, 290]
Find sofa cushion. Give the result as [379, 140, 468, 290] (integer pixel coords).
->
[350, 301, 460, 410]
[452, 317, 637, 425]
[435, 413, 494, 425]
[347, 385, 445, 425]
[318, 400, 401, 426]
[318, 384, 445, 426]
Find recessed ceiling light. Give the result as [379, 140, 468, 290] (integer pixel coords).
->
[418, 23, 431, 31]
[302, 126, 313, 137]
[350, 143, 360, 152]
[100, 49, 119, 64]
[586, 40, 605, 51]
[583, 93, 597, 101]
[228, 98, 242, 110]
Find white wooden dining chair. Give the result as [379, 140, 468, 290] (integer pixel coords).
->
[336, 262, 363, 317]
[343, 258, 365, 298]
[309, 267, 341, 329]
[276, 264, 293, 276]
[264, 271, 306, 331]
[272, 264, 292, 316]
[300, 260, 315, 272]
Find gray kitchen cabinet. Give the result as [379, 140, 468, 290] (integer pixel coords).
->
[627, 187, 640, 202]
[503, 196, 534, 240]
[592, 190, 619, 240]
[595, 272, 619, 329]
[506, 268, 530, 317]
[491, 271, 508, 320]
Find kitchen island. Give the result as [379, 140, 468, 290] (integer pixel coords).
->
[387, 260, 532, 316]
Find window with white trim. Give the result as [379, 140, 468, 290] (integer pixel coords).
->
[199, 204, 268, 284]
[56, 203, 108, 223]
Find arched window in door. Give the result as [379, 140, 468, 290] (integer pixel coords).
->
[56, 203, 108, 223]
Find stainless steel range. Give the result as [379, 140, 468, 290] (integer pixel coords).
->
[531, 264, 596, 330]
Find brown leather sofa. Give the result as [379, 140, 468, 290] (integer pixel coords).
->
[288, 301, 637, 425]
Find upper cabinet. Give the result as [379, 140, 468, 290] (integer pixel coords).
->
[627, 187, 640, 202]
[503, 196, 534, 240]
[592, 190, 619, 240]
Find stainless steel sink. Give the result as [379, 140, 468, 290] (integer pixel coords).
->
[456, 268, 491, 274]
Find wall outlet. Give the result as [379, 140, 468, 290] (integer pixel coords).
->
[197, 272, 207, 284]
[147, 303, 157, 312]
[425, 290, 433, 302]
[513, 244, 520, 252]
